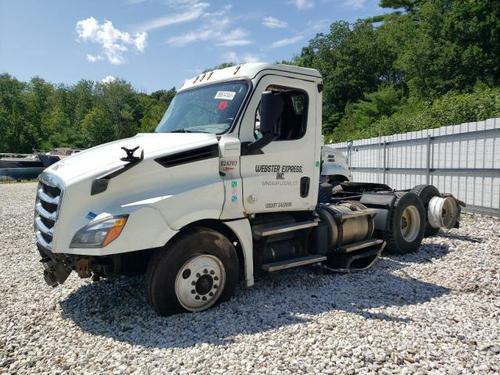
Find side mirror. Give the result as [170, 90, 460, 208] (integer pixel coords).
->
[242, 91, 283, 155]
[259, 91, 283, 138]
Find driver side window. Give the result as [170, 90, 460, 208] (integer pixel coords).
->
[254, 86, 308, 141]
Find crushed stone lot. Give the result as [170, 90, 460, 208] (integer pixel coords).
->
[0, 182, 499, 374]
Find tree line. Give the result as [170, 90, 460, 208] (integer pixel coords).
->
[291, 0, 500, 142]
[1, 0, 499, 153]
[0, 76, 175, 153]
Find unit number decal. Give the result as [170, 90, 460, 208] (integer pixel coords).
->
[214, 91, 236, 100]
[265, 202, 292, 209]
[221, 159, 238, 172]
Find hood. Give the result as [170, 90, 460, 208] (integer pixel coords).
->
[45, 133, 218, 185]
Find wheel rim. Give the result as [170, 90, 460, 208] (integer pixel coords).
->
[428, 196, 458, 229]
[174, 254, 226, 312]
[400, 205, 421, 242]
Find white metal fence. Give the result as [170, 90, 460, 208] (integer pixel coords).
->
[329, 118, 500, 217]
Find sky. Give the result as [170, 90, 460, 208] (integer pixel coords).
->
[0, 0, 384, 93]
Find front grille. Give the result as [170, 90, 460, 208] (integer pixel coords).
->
[40, 231, 53, 244]
[41, 183, 61, 198]
[40, 199, 58, 213]
[34, 178, 63, 251]
[40, 216, 55, 229]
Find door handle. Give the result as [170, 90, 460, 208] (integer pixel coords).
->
[300, 177, 310, 198]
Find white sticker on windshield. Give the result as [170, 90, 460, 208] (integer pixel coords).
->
[214, 91, 236, 100]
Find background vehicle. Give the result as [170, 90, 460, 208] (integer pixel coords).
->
[34, 63, 462, 315]
[0, 153, 60, 180]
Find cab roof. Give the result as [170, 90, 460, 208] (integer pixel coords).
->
[179, 63, 322, 92]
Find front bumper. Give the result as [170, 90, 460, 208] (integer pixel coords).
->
[36, 242, 119, 287]
[37, 243, 72, 287]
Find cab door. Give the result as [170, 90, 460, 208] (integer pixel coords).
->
[239, 74, 320, 214]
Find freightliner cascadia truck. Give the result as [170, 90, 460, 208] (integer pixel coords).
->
[34, 63, 462, 315]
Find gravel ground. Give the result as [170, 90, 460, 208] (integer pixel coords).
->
[0, 182, 499, 374]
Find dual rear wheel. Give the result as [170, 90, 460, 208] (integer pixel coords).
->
[411, 184, 441, 237]
[383, 192, 426, 254]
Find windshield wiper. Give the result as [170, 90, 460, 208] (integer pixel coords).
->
[170, 128, 193, 133]
[169, 128, 210, 134]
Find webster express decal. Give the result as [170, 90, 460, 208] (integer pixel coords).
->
[255, 164, 303, 173]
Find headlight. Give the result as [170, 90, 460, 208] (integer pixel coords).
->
[70, 215, 128, 248]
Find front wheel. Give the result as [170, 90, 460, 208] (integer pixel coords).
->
[174, 254, 226, 312]
[145, 227, 239, 316]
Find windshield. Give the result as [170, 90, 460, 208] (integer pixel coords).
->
[155, 81, 249, 134]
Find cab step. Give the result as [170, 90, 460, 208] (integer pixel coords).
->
[262, 254, 326, 272]
[253, 220, 318, 238]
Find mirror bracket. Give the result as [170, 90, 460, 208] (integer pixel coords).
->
[241, 141, 266, 156]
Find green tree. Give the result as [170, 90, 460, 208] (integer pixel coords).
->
[1, 1, 499, 152]
[141, 88, 176, 132]
[0, 74, 30, 152]
[150, 88, 176, 106]
[295, 20, 399, 131]
[292, 0, 500, 139]
[0, 73, 178, 152]
[70, 80, 95, 147]
[23, 77, 55, 150]
[140, 101, 166, 133]
[379, 0, 422, 11]
[94, 80, 141, 140]
[202, 63, 236, 73]
[395, 0, 500, 99]
[81, 105, 115, 147]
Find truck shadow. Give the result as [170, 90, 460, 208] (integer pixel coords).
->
[60, 242, 451, 349]
[437, 232, 483, 243]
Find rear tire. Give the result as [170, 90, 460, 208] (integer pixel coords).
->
[145, 227, 239, 316]
[384, 192, 426, 254]
[411, 184, 440, 237]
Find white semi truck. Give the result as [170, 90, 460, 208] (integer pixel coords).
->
[34, 63, 462, 315]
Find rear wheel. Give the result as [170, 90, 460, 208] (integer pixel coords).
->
[384, 192, 426, 254]
[145, 227, 239, 316]
[411, 184, 440, 237]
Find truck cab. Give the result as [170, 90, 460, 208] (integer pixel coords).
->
[34, 63, 460, 315]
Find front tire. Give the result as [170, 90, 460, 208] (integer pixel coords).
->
[145, 227, 239, 316]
